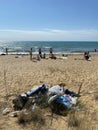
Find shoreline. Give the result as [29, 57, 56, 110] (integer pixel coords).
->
[0, 51, 98, 55]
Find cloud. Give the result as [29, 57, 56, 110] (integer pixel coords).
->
[0, 29, 98, 41]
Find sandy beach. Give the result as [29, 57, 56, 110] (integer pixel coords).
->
[0, 54, 98, 130]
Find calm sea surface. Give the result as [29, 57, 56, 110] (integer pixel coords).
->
[0, 41, 98, 54]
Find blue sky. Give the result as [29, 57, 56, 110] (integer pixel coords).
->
[0, 0, 98, 41]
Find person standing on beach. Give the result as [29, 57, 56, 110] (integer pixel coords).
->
[49, 48, 52, 58]
[94, 49, 96, 52]
[38, 48, 42, 58]
[6, 48, 8, 55]
[49, 48, 53, 54]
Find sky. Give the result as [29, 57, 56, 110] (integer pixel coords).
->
[0, 0, 98, 41]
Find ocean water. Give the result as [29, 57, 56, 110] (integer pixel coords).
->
[0, 41, 98, 54]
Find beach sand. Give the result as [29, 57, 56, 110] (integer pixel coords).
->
[0, 54, 98, 130]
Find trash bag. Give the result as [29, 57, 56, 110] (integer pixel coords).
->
[12, 84, 48, 110]
[26, 84, 48, 97]
[48, 94, 76, 115]
[49, 99, 68, 115]
[13, 94, 28, 110]
[56, 96, 73, 109]
[48, 85, 64, 95]
[64, 89, 77, 97]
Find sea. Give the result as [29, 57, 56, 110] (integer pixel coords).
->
[0, 41, 98, 55]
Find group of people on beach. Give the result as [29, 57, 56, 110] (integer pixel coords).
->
[32, 47, 92, 61]
[32, 47, 57, 61]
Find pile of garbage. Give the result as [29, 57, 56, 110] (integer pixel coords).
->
[3, 83, 80, 117]
[13, 83, 79, 112]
